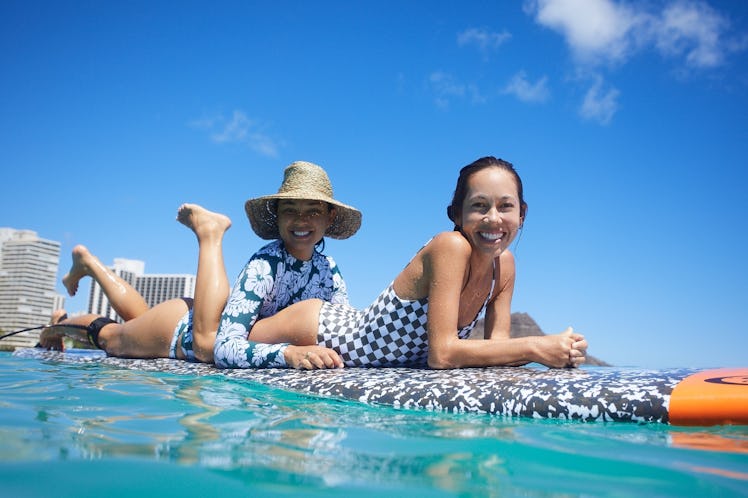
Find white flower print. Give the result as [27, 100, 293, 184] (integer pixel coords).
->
[244, 259, 274, 296]
[331, 272, 348, 304]
[279, 267, 302, 304]
[251, 343, 286, 367]
[215, 240, 350, 369]
[215, 318, 250, 368]
[224, 288, 261, 318]
[301, 272, 330, 300]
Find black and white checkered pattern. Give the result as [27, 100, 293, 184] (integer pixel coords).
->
[318, 281, 489, 367]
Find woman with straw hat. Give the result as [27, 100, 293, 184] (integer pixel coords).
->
[214, 161, 360, 368]
[40, 161, 359, 369]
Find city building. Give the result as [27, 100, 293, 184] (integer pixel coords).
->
[89, 258, 196, 322]
[0, 228, 64, 349]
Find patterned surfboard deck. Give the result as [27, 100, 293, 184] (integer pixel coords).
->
[12, 348, 747, 426]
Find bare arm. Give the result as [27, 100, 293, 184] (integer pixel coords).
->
[425, 236, 587, 369]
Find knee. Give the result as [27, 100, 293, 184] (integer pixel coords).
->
[192, 331, 216, 364]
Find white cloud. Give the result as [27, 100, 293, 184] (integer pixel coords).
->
[524, 0, 744, 124]
[529, 0, 641, 64]
[428, 72, 488, 108]
[429, 71, 466, 108]
[579, 76, 619, 125]
[502, 71, 550, 103]
[189, 110, 280, 157]
[457, 27, 512, 54]
[527, 0, 740, 69]
[656, 1, 727, 68]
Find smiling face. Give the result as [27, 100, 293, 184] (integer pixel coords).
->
[276, 199, 336, 260]
[457, 167, 524, 257]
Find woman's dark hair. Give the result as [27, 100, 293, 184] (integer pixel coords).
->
[447, 156, 528, 229]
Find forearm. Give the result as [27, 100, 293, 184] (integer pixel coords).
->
[214, 317, 289, 369]
[428, 336, 545, 369]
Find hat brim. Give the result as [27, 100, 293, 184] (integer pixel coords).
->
[245, 192, 362, 240]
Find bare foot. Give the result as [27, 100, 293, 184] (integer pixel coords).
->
[176, 203, 232, 242]
[62, 245, 96, 296]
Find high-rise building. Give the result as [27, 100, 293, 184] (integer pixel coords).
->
[0, 228, 64, 349]
[88, 258, 196, 322]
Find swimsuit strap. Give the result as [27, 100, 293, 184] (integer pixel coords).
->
[477, 258, 497, 318]
[459, 259, 497, 335]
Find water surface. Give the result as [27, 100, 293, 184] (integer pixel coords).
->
[1, 352, 746, 497]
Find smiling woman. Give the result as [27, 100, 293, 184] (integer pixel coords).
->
[245, 156, 589, 370]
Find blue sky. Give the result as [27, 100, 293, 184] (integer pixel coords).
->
[2, 1, 746, 369]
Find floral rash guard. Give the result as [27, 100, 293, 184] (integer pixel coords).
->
[213, 239, 349, 368]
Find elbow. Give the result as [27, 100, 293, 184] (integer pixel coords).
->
[427, 349, 460, 370]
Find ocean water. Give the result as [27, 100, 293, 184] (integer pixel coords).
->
[0, 352, 746, 497]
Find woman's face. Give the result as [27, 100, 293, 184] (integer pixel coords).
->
[457, 167, 523, 257]
[276, 199, 336, 260]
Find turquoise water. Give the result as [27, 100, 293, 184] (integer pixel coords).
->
[1, 352, 746, 497]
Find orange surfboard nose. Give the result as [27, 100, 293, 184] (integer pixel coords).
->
[669, 368, 748, 426]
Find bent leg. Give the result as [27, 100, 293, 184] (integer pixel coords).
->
[176, 203, 232, 363]
[99, 298, 189, 358]
[40, 302, 188, 359]
[250, 299, 323, 346]
[63, 245, 149, 321]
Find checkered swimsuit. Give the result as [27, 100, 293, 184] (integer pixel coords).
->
[318, 267, 495, 367]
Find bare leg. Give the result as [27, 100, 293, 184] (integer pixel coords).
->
[38, 302, 190, 359]
[62, 245, 149, 321]
[102, 299, 190, 358]
[176, 203, 232, 363]
[249, 299, 323, 346]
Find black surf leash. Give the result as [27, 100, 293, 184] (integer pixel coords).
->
[0, 323, 90, 341]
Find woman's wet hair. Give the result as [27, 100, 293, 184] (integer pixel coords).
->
[447, 156, 528, 229]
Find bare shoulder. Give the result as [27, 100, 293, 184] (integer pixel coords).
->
[498, 249, 515, 266]
[428, 231, 471, 255]
[416, 232, 471, 280]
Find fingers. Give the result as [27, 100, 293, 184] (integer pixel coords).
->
[291, 346, 344, 370]
[572, 338, 588, 352]
[568, 347, 586, 368]
[559, 327, 587, 368]
[567, 337, 587, 368]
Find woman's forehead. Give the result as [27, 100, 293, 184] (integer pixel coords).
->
[466, 168, 519, 197]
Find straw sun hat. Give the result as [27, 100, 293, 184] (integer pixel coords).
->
[245, 161, 362, 240]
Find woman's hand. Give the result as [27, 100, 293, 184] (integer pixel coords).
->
[285, 345, 344, 370]
[534, 327, 587, 368]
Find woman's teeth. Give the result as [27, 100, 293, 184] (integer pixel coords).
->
[479, 232, 502, 241]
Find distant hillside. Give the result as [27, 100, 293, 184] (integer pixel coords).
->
[468, 312, 610, 366]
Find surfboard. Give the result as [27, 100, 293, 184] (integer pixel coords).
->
[12, 348, 748, 426]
